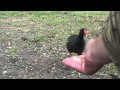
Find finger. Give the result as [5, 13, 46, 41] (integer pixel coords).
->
[77, 54, 85, 59]
[62, 55, 85, 64]
[62, 56, 85, 73]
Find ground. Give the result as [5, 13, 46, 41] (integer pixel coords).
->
[0, 11, 120, 79]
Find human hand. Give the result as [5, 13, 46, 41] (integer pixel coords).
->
[62, 35, 111, 75]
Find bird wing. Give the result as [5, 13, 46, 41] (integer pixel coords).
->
[68, 35, 77, 40]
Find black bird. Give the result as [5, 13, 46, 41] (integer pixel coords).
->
[66, 28, 87, 55]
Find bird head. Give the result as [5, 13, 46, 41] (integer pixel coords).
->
[79, 28, 87, 37]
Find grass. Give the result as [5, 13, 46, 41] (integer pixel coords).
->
[28, 34, 48, 43]
[0, 11, 110, 57]
[1, 11, 117, 79]
[0, 37, 13, 41]
[5, 47, 19, 59]
[0, 11, 110, 55]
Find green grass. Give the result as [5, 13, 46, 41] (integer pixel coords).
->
[0, 11, 109, 30]
[0, 11, 25, 19]
[5, 47, 19, 59]
[0, 37, 13, 41]
[0, 11, 110, 49]
[28, 34, 48, 43]
[0, 11, 109, 47]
